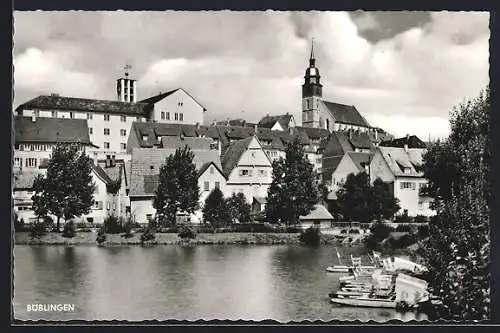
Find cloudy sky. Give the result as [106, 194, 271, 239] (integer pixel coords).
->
[13, 11, 489, 139]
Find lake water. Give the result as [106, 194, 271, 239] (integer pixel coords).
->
[13, 244, 428, 322]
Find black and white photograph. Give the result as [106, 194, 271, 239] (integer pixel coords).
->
[12, 10, 490, 322]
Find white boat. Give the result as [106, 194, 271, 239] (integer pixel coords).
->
[326, 265, 351, 273]
[331, 296, 397, 308]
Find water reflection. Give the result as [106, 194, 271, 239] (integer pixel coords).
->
[13, 245, 427, 322]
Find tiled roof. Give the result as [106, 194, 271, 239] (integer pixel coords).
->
[322, 155, 343, 181]
[17, 95, 149, 116]
[258, 114, 293, 129]
[13, 171, 41, 190]
[138, 89, 179, 104]
[380, 135, 427, 149]
[348, 131, 373, 149]
[294, 126, 330, 140]
[130, 148, 221, 196]
[161, 136, 213, 150]
[323, 131, 353, 157]
[253, 196, 267, 204]
[131, 122, 206, 148]
[347, 152, 373, 172]
[92, 164, 113, 184]
[102, 164, 124, 183]
[322, 101, 370, 127]
[221, 136, 254, 177]
[15, 116, 93, 145]
[378, 146, 425, 178]
[197, 125, 220, 139]
[299, 204, 334, 221]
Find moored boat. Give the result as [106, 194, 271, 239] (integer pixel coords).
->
[331, 296, 397, 308]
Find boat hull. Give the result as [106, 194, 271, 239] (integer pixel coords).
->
[326, 265, 377, 273]
[330, 297, 396, 308]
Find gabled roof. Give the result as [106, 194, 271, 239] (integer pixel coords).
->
[322, 101, 370, 127]
[221, 136, 255, 176]
[197, 161, 228, 180]
[92, 164, 113, 184]
[15, 116, 93, 145]
[139, 88, 207, 111]
[377, 146, 425, 178]
[258, 114, 293, 129]
[380, 135, 427, 149]
[131, 122, 207, 148]
[299, 204, 334, 221]
[253, 196, 267, 204]
[347, 152, 373, 172]
[322, 155, 344, 181]
[294, 126, 330, 140]
[130, 148, 221, 196]
[322, 131, 375, 159]
[348, 132, 372, 149]
[16, 95, 149, 116]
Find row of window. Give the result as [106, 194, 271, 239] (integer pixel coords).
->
[14, 157, 38, 168]
[266, 151, 279, 158]
[90, 128, 127, 136]
[238, 169, 268, 177]
[102, 142, 127, 150]
[160, 111, 184, 121]
[400, 182, 426, 190]
[15, 144, 50, 152]
[31, 110, 143, 123]
[203, 181, 221, 192]
[92, 201, 117, 211]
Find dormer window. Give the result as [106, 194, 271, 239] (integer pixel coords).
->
[142, 135, 149, 141]
[404, 167, 411, 175]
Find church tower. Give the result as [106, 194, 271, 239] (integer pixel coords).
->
[117, 65, 137, 103]
[302, 39, 323, 128]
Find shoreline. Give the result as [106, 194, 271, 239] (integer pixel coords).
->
[14, 231, 345, 246]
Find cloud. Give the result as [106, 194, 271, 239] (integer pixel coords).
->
[13, 11, 489, 140]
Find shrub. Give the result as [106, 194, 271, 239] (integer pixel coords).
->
[386, 233, 417, 249]
[30, 222, 47, 239]
[104, 215, 123, 234]
[369, 221, 394, 242]
[231, 223, 276, 233]
[14, 216, 26, 232]
[414, 215, 429, 223]
[417, 225, 430, 240]
[394, 214, 412, 223]
[299, 227, 321, 246]
[96, 227, 106, 245]
[121, 221, 134, 239]
[195, 224, 215, 233]
[178, 226, 196, 240]
[62, 220, 76, 238]
[140, 221, 156, 245]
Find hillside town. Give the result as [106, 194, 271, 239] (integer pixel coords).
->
[13, 42, 436, 227]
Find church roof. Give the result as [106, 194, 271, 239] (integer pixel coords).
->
[322, 101, 370, 127]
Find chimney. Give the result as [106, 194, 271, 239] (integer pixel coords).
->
[105, 155, 110, 168]
[31, 113, 36, 122]
[254, 124, 258, 135]
[111, 155, 116, 167]
[404, 144, 408, 153]
[374, 128, 378, 141]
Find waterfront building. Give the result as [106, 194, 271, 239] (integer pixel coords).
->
[129, 147, 224, 224]
[221, 136, 273, 204]
[369, 135, 434, 217]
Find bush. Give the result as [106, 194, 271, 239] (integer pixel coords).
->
[178, 226, 196, 240]
[369, 221, 394, 242]
[96, 227, 106, 245]
[14, 216, 26, 232]
[413, 215, 428, 223]
[417, 225, 430, 240]
[195, 224, 215, 233]
[386, 233, 417, 249]
[394, 214, 412, 223]
[140, 223, 156, 245]
[299, 227, 321, 246]
[121, 221, 134, 239]
[30, 222, 47, 239]
[231, 223, 275, 233]
[62, 220, 76, 238]
[104, 215, 123, 234]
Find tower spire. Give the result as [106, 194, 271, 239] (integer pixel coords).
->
[310, 37, 315, 61]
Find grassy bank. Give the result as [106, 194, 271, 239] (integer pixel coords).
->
[15, 231, 341, 246]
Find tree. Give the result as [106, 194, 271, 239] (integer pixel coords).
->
[333, 173, 399, 222]
[31, 144, 95, 231]
[370, 178, 400, 220]
[202, 187, 231, 228]
[265, 138, 318, 225]
[226, 192, 251, 223]
[153, 146, 200, 226]
[419, 88, 490, 320]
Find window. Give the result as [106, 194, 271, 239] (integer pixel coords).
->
[400, 182, 416, 190]
[146, 214, 153, 221]
[70, 112, 74, 119]
[14, 157, 22, 167]
[104, 142, 110, 149]
[161, 112, 165, 120]
[121, 143, 127, 150]
[179, 113, 184, 121]
[166, 112, 170, 120]
[418, 201, 424, 210]
[104, 114, 110, 121]
[89, 128, 93, 135]
[204, 181, 209, 191]
[175, 113, 178, 121]
[259, 169, 266, 177]
[136, 116, 141, 122]
[120, 129, 126, 136]
[87, 113, 93, 120]
[52, 111, 57, 118]
[25, 158, 37, 168]
[106, 202, 110, 210]
[239, 169, 250, 176]
[104, 128, 110, 135]
[121, 115, 126, 122]
[142, 135, 148, 141]
[93, 201, 102, 210]
[251, 152, 256, 158]
[215, 182, 220, 189]
[19, 144, 24, 151]
[113, 203, 116, 210]
[14, 144, 19, 150]
[210, 166, 214, 174]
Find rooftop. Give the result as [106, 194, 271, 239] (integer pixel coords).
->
[15, 116, 93, 145]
